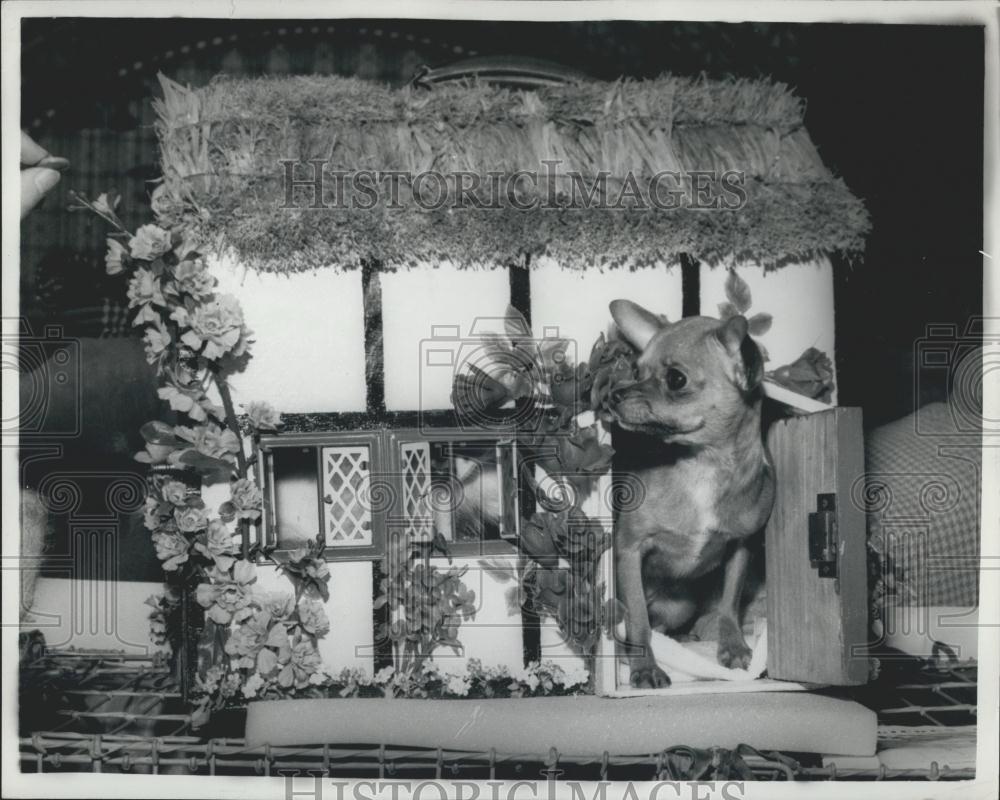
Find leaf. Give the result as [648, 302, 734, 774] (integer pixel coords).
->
[176, 449, 236, 482]
[747, 312, 772, 336]
[266, 625, 288, 648]
[140, 420, 181, 446]
[477, 558, 514, 583]
[724, 269, 752, 314]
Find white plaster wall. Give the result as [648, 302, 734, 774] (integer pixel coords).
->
[380, 263, 511, 411]
[207, 255, 367, 413]
[26, 577, 167, 655]
[699, 257, 837, 403]
[530, 258, 683, 359]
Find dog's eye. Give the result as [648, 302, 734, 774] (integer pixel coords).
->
[665, 368, 687, 391]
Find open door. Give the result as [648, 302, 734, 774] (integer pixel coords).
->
[765, 407, 870, 685]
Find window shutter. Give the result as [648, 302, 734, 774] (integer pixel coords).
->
[399, 440, 434, 542]
[321, 445, 375, 547]
[765, 407, 870, 685]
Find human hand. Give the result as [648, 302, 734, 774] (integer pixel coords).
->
[21, 131, 69, 219]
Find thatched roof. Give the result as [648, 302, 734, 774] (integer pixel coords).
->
[154, 73, 870, 272]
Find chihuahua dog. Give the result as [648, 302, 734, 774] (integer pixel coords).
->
[606, 300, 775, 688]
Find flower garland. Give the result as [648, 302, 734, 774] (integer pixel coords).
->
[239, 659, 589, 703]
[72, 188, 335, 723]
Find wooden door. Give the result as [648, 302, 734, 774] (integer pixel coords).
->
[765, 407, 870, 685]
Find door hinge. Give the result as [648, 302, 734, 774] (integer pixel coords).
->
[808, 493, 838, 578]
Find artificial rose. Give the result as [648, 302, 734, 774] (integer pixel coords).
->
[258, 591, 295, 620]
[297, 598, 330, 637]
[129, 224, 172, 261]
[160, 480, 190, 506]
[173, 258, 215, 300]
[195, 562, 257, 624]
[175, 423, 240, 462]
[152, 530, 190, 571]
[224, 610, 273, 665]
[174, 504, 208, 533]
[180, 294, 248, 360]
[105, 238, 128, 276]
[225, 478, 262, 521]
[245, 401, 282, 432]
[278, 638, 322, 689]
[446, 674, 471, 697]
[194, 519, 237, 571]
[767, 347, 835, 403]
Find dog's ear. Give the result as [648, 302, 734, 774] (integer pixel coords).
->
[610, 300, 664, 351]
[716, 316, 764, 392]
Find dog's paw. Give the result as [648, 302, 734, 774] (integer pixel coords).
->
[716, 617, 752, 670]
[630, 662, 671, 689]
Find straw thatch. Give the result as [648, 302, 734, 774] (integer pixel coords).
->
[153, 73, 870, 272]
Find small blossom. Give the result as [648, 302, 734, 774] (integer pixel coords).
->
[142, 324, 171, 364]
[129, 224, 172, 261]
[563, 667, 590, 688]
[308, 670, 329, 686]
[105, 238, 128, 276]
[374, 665, 395, 685]
[242, 672, 265, 699]
[143, 495, 161, 531]
[446, 674, 470, 697]
[160, 480, 190, 506]
[174, 504, 208, 533]
[173, 258, 216, 300]
[92, 191, 121, 218]
[245, 401, 282, 432]
[152, 530, 190, 571]
[127, 268, 166, 324]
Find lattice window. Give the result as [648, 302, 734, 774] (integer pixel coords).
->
[321, 445, 373, 547]
[400, 442, 433, 541]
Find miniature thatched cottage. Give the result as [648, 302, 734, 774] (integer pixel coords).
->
[34, 68, 872, 703]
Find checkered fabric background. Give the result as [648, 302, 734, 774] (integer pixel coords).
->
[865, 400, 981, 607]
[28, 257, 131, 338]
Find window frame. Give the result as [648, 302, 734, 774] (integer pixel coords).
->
[259, 427, 526, 561]
[385, 428, 522, 558]
[258, 430, 387, 562]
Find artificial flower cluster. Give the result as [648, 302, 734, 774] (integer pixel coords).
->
[75, 189, 312, 723]
[226, 658, 590, 703]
